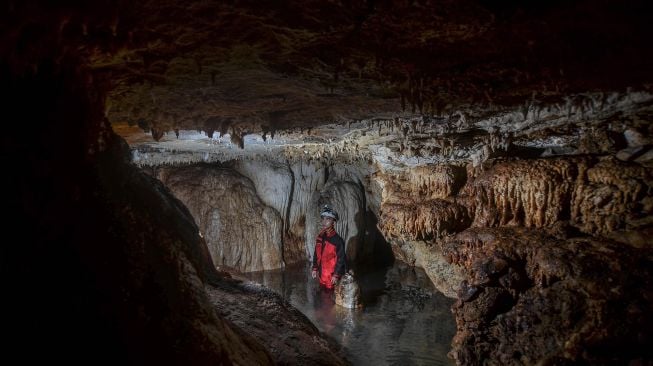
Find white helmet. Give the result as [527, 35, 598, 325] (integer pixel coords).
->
[320, 204, 339, 221]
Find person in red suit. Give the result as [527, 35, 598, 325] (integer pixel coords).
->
[311, 205, 346, 289]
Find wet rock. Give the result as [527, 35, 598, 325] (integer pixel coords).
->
[635, 148, 653, 166]
[289, 161, 328, 257]
[233, 160, 306, 263]
[624, 128, 652, 147]
[457, 280, 479, 303]
[444, 227, 653, 365]
[158, 165, 284, 272]
[208, 278, 348, 365]
[572, 158, 653, 235]
[459, 158, 584, 228]
[380, 199, 470, 241]
[498, 267, 528, 292]
[335, 271, 362, 309]
[616, 145, 651, 162]
[471, 257, 509, 286]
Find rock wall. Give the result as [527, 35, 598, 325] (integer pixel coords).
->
[572, 158, 653, 238]
[232, 160, 308, 263]
[374, 154, 653, 364]
[2, 40, 345, 364]
[377, 164, 467, 203]
[461, 158, 581, 228]
[122, 89, 653, 365]
[159, 165, 284, 272]
[442, 227, 652, 365]
[156, 159, 377, 271]
[289, 161, 328, 259]
[374, 164, 471, 292]
[459, 157, 653, 238]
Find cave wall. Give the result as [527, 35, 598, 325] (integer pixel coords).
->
[15, 0, 650, 364]
[1, 59, 276, 366]
[127, 94, 653, 364]
[373, 154, 653, 364]
[158, 165, 284, 272]
[154, 159, 380, 271]
[443, 227, 652, 365]
[0, 4, 350, 364]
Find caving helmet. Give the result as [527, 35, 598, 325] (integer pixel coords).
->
[320, 204, 339, 221]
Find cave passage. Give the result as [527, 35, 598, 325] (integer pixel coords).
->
[243, 260, 456, 366]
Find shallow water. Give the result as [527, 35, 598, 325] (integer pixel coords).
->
[243, 261, 456, 365]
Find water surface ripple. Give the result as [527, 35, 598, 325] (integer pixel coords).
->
[244, 262, 456, 365]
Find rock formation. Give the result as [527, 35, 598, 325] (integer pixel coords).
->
[335, 271, 362, 309]
[442, 227, 652, 365]
[4, 0, 653, 364]
[124, 91, 653, 364]
[155, 160, 375, 270]
[158, 165, 284, 272]
[118, 90, 653, 366]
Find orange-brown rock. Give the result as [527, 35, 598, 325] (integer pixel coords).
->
[380, 199, 470, 241]
[460, 158, 584, 228]
[373, 154, 653, 364]
[442, 227, 653, 365]
[459, 156, 653, 238]
[376, 164, 467, 203]
[571, 157, 653, 236]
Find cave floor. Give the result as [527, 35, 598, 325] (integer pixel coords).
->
[243, 261, 456, 365]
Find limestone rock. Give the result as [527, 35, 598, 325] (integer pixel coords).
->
[635, 147, 653, 164]
[442, 227, 653, 365]
[616, 145, 649, 161]
[335, 271, 362, 309]
[375, 164, 467, 203]
[571, 158, 653, 235]
[380, 199, 470, 241]
[460, 158, 583, 228]
[233, 160, 306, 263]
[624, 128, 652, 147]
[393, 239, 465, 298]
[159, 165, 284, 272]
[12, 1, 653, 365]
[208, 278, 348, 365]
[291, 161, 328, 258]
[233, 160, 293, 230]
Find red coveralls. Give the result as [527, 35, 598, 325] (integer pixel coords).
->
[312, 227, 346, 289]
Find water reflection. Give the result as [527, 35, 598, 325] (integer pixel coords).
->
[244, 261, 455, 365]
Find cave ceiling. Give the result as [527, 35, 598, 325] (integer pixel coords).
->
[49, 0, 653, 144]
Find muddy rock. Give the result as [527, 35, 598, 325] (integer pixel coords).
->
[443, 227, 653, 365]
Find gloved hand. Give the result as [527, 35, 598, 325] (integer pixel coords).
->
[311, 269, 317, 279]
[331, 276, 338, 285]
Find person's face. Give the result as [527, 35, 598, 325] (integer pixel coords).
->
[321, 216, 335, 229]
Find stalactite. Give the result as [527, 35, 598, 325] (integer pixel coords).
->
[380, 200, 469, 241]
[151, 127, 165, 141]
[461, 158, 583, 228]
